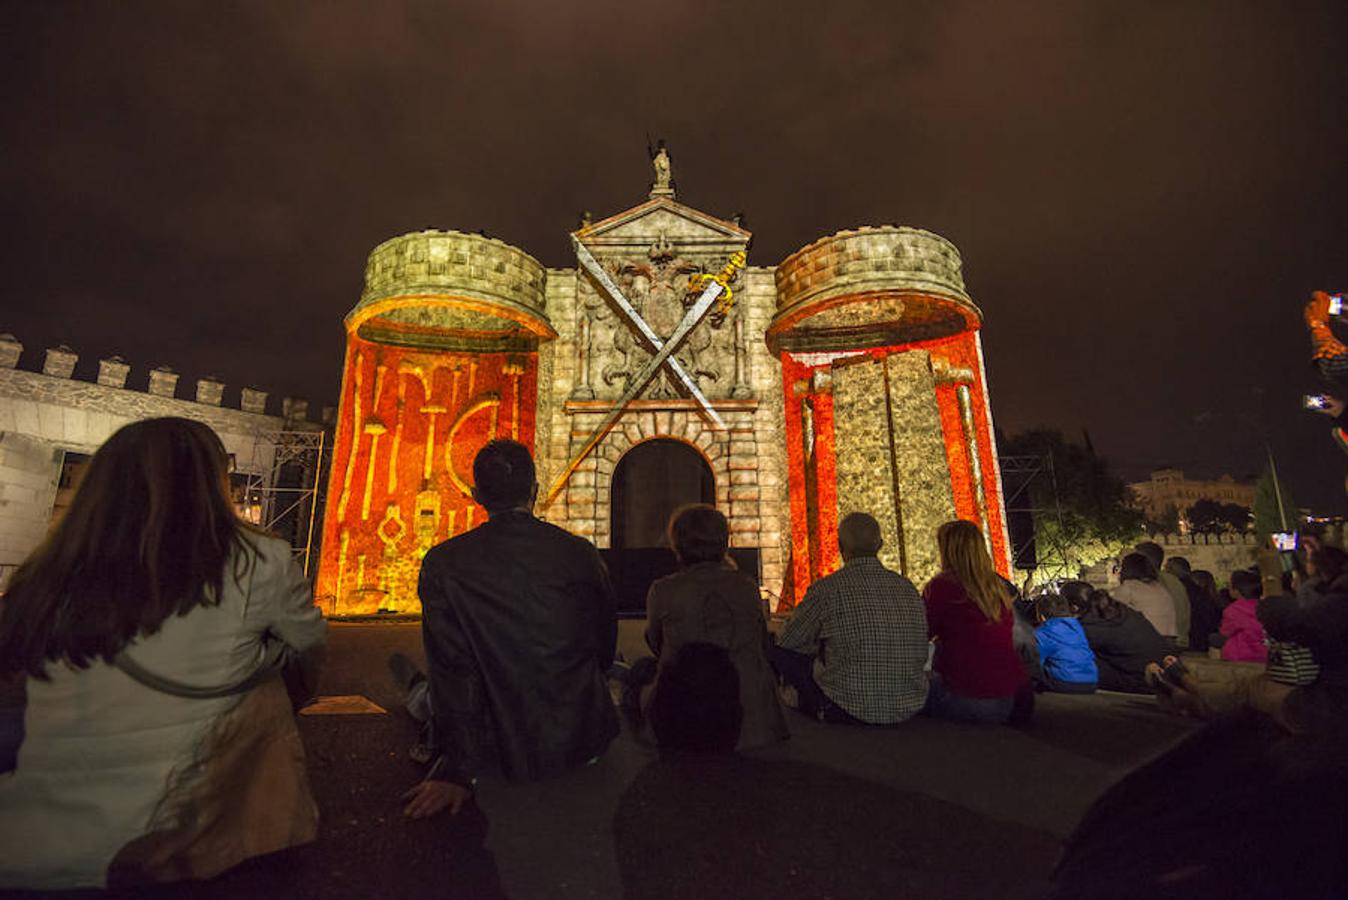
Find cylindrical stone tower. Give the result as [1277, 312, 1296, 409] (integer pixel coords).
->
[767, 226, 1010, 606]
[314, 230, 555, 614]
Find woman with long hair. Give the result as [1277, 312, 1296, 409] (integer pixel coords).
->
[0, 418, 327, 890]
[921, 520, 1027, 723]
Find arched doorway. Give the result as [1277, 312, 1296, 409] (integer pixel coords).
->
[610, 439, 714, 549]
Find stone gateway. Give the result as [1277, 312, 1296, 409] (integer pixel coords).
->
[314, 164, 1010, 614]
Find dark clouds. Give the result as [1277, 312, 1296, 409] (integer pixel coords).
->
[2, 1, 1345, 507]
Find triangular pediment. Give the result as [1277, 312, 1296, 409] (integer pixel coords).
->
[575, 198, 750, 250]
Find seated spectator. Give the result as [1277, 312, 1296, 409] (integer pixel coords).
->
[1112, 553, 1179, 640]
[1189, 569, 1223, 647]
[412, 440, 618, 818]
[642, 505, 787, 750]
[1032, 593, 1098, 694]
[1137, 541, 1190, 648]
[773, 512, 928, 725]
[921, 520, 1029, 724]
[1053, 713, 1348, 898]
[1220, 569, 1268, 663]
[1011, 584, 1046, 684]
[0, 418, 327, 891]
[1297, 542, 1348, 602]
[1066, 581, 1173, 694]
[1258, 576, 1348, 740]
[1165, 556, 1220, 652]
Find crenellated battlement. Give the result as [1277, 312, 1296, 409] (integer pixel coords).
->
[0, 333, 328, 427]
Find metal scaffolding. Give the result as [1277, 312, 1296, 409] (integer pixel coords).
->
[240, 430, 332, 577]
[998, 452, 1070, 576]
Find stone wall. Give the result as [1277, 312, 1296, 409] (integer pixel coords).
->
[1082, 532, 1260, 587]
[775, 226, 972, 313]
[833, 351, 957, 586]
[357, 230, 548, 319]
[0, 336, 318, 585]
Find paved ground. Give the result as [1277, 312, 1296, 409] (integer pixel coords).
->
[6, 622, 1203, 899]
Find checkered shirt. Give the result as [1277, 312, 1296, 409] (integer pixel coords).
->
[778, 556, 930, 723]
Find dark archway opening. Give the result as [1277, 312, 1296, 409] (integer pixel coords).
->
[610, 439, 715, 549]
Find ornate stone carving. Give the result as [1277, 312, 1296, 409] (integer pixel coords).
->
[580, 238, 743, 403]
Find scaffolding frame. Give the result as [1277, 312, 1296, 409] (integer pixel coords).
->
[998, 452, 1072, 577]
[241, 430, 331, 577]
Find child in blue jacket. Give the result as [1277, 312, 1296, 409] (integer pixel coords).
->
[1034, 592, 1098, 693]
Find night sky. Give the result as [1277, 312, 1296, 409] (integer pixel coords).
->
[3, 2, 1345, 509]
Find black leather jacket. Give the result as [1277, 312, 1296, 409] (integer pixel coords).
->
[417, 510, 619, 785]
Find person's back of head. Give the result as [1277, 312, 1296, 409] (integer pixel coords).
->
[1089, 588, 1126, 622]
[1035, 592, 1073, 621]
[1230, 568, 1263, 601]
[1060, 581, 1094, 617]
[1191, 569, 1218, 599]
[936, 519, 1010, 622]
[668, 504, 729, 566]
[648, 642, 742, 754]
[837, 512, 883, 561]
[1135, 542, 1165, 571]
[1164, 556, 1192, 579]
[1119, 553, 1158, 584]
[0, 417, 250, 679]
[472, 439, 537, 514]
[1310, 545, 1348, 586]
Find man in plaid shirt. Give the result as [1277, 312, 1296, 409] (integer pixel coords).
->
[772, 513, 929, 724]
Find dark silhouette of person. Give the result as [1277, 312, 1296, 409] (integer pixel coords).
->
[405, 439, 618, 818]
[614, 642, 1057, 899]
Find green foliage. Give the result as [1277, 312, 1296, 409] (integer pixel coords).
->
[1000, 429, 1146, 579]
[1252, 464, 1298, 538]
[1186, 499, 1252, 533]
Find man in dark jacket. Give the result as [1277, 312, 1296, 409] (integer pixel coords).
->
[402, 439, 619, 818]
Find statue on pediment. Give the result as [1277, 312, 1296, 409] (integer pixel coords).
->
[649, 139, 674, 199]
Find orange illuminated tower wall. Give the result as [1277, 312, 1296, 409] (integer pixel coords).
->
[315, 340, 538, 613]
[313, 229, 554, 614]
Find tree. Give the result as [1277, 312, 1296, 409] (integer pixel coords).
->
[999, 429, 1146, 579]
[1186, 499, 1252, 534]
[1253, 464, 1299, 538]
[1148, 504, 1181, 534]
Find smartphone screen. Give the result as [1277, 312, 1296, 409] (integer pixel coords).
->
[1271, 532, 1298, 552]
[1304, 394, 1330, 410]
[1331, 294, 1345, 316]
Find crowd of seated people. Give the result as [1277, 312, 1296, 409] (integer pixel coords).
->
[5, 419, 1347, 896]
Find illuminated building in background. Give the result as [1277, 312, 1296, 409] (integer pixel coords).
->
[316, 168, 1009, 613]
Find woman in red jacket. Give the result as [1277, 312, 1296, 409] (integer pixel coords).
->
[922, 520, 1029, 724]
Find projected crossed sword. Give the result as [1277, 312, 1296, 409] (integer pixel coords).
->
[541, 239, 747, 509]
